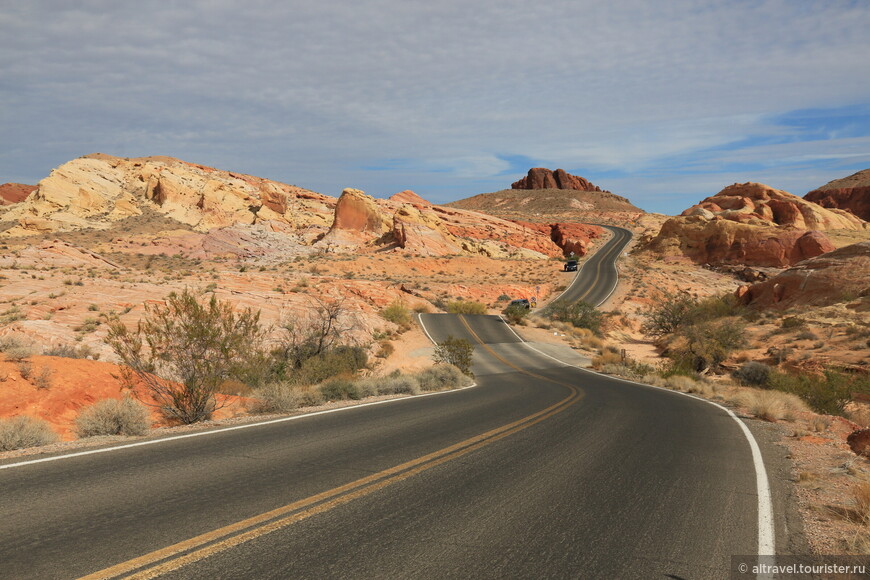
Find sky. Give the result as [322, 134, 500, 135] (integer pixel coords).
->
[2, 1, 869, 215]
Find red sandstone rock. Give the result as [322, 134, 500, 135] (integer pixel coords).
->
[389, 190, 431, 206]
[511, 168, 603, 192]
[739, 241, 870, 308]
[0, 183, 36, 205]
[848, 428, 870, 458]
[804, 169, 870, 221]
[681, 182, 866, 231]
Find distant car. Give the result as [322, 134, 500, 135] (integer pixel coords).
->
[563, 260, 578, 272]
[508, 298, 531, 309]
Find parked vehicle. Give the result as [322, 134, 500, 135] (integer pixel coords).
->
[508, 298, 531, 309]
[563, 260, 578, 272]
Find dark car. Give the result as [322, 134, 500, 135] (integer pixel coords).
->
[563, 260, 578, 272]
[508, 298, 531, 309]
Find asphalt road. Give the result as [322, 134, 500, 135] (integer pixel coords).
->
[543, 224, 633, 310]
[0, 224, 780, 579]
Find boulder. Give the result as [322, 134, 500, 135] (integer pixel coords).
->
[804, 168, 870, 221]
[848, 428, 870, 458]
[738, 241, 870, 308]
[511, 168, 604, 192]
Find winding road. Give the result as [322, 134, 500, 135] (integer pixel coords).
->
[0, 225, 784, 579]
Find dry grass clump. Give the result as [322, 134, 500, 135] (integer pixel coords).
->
[591, 349, 622, 369]
[75, 397, 151, 437]
[664, 375, 699, 392]
[847, 405, 870, 428]
[0, 416, 59, 451]
[809, 415, 831, 433]
[0, 336, 36, 361]
[734, 389, 808, 422]
[853, 481, 870, 526]
[250, 383, 325, 414]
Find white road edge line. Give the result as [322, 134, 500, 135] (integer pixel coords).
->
[501, 304, 776, 561]
[1, 362, 478, 472]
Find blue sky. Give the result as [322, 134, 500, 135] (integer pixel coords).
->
[1, 1, 869, 215]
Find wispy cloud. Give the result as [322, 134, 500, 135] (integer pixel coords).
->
[1, 1, 868, 212]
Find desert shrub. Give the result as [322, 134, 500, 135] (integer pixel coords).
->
[0, 336, 35, 361]
[591, 349, 622, 369]
[733, 361, 772, 387]
[548, 301, 602, 334]
[296, 345, 368, 385]
[250, 382, 301, 414]
[736, 389, 808, 422]
[497, 294, 512, 301]
[34, 366, 53, 390]
[446, 300, 487, 315]
[43, 343, 99, 360]
[781, 316, 807, 330]
[106, 289, 267, 424]
[0, 416, 59, 451]
[412, 303, 432, 314]
[664, 375, 700, 392]
[376, 340, 395, 359]
[667, 317, 747, 372]
[373, 374, 421, 395]
[769, 369, 870, 416]
[433, 336, 474, 376]
[74, 396, 150, 437]
[640, 292, 698, 337]
[380, 300, 412, 331]
[418, 364, 472, 391]
[319, 378, 361, 401]
[502, 303, 530, 325]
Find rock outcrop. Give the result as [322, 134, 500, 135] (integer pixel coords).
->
[681, 182, 866, 231]
[649, 182, 868, 267]
[738, 241, 870, 308]
[392, 204, 461, 256]
[512, 168, 603, 192]
[0, 183, 37, 205]
[804, 169, 870, 222]
[389, 190, 431, 206]
[649, 215, 836, 267]
[3, 154, 334, 235]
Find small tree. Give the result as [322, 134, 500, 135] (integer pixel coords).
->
[640, 291, 698, 337]
[106, 289, 267, 424]
[433, 335, 474, 376]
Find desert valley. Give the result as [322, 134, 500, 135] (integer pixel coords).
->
[2, 155, 870, 557]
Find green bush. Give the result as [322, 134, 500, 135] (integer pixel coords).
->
[666, 317, 747, 373]
[641, 292, 744, 338]
[502, 303, 530, 325]
[433, 336, 474, 376]
[418, 364, 473, 391]
[75, 396, 150, 437]
[106, 289, 267, 424]
[296, 345, 368, 386]
[548, 301, 602, 335]
[380, 300, 412, 330]
[0, 416, 59, 451]
[769, 369, 870, 416]
[319, 378, 362, 401]
[446, 300, 487, 315]
[733, 361, 772, 387]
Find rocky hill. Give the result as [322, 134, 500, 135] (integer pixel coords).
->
[0, 154, 603, 260]
[804, 169, 870, 222]
[646, 182, 868, 267]
[446, 168, 643, 224]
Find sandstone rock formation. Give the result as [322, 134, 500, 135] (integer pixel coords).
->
[681, 182, 866, 231]
[648, 215, 836, 267]
[649, 182, 868, 267]
[512, 168, 603, 192]
[318, 188, 393, 249]
[0, 183, 36, 205]
[389, 190, 431, 206]
[3, 154, 334, 236]
[804, 169, 870, 222]
[392, 204, 461, 256]
[738, 241, 870, 308]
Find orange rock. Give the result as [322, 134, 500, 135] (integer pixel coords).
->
[804, 168, 870, 222]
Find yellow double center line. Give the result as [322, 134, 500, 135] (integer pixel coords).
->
[81, 316, 582, 579]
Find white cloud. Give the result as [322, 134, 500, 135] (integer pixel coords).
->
[0, 1, 868, 211]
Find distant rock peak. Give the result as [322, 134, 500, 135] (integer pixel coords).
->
[511, 168, 604, 192]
